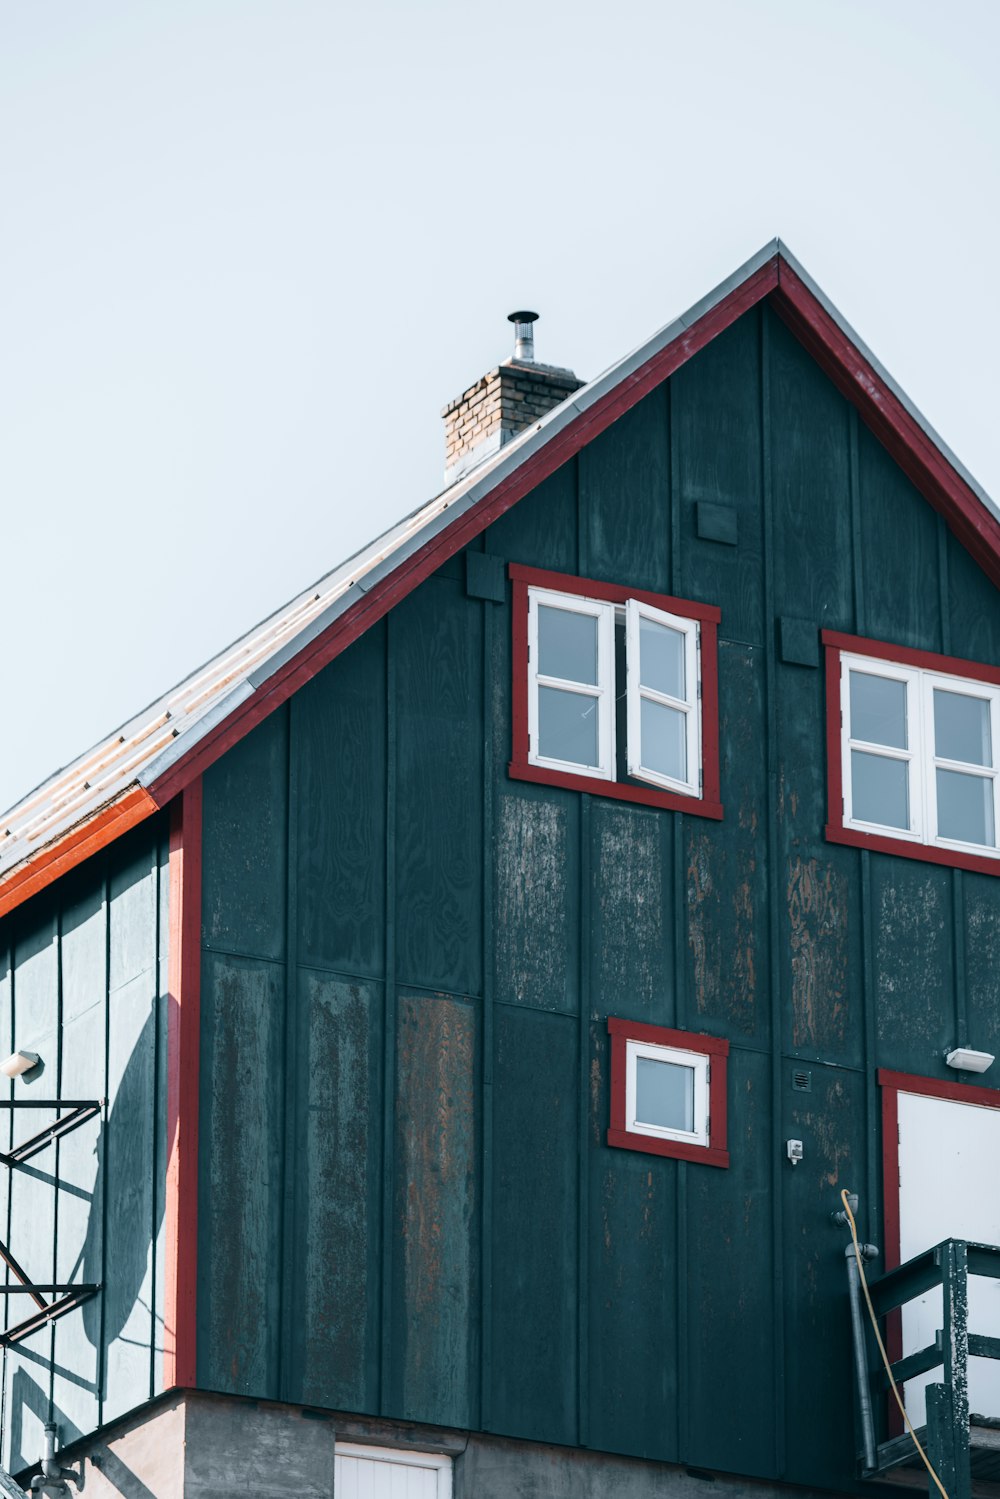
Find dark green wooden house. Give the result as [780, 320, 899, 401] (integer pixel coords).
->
[2, 242, 1000, 1499]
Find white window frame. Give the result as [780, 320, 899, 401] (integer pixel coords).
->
[527, 586, 615, 779]
[840, 651, 1000, 859]
[527, 585, 702, 796]
[625, 598, 701, 796]
[334, 1443, 453, 1499]
[624, 1037, 710, 1148]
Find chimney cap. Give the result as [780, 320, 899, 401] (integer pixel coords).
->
[507, 310, 539, 325]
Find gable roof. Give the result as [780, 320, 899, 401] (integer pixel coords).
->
[3, 239, 999, 921]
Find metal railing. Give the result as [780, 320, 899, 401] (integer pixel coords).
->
[848, 1238, 1000, 1499]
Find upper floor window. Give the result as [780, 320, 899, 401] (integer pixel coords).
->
[824, 631, 1000, 875]
[509, 565, 722, 818]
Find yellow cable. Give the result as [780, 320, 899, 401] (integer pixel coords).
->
[841, 1188, 949, 1499]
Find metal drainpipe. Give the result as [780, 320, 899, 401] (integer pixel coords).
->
[28, 1424, 82, 1497]
[845, 1244, 879, 1473]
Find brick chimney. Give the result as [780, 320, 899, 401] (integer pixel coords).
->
[442, 312, 582, 482]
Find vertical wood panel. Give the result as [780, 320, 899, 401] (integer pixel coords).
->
[152, 828, 170, 1395]
[858, 423, 942, 652]
[961, 873, 1000, 1064]
[776, 664, 862, 1068]
[581, 387, 670, 593]
[51, 878, 106, 1443]
[494, 794, 578, 1014]
[201, 711, 288, 962]
[285, 970, 381, 1412]
[781, 1064, 865, 1489]
[684, 644, 769, 1044]
[768, 308, 853, 629]
[674, 314, 764, 644]
[873, 858, 954, 1072]
[295, 623, 387, 978]
[103, 838, 159, 1423]
[590, 805, 671, 1025]
[947, 537, 1000, 666]
[490, 1006, 577, 1445]
[486, 459, 579, 576]
[684, 1046, 773, 1475]
[587, 1025, 677, 1461]
[390, 991, 478, 1426]
[197, 951, 284, 1397]
[3, 900, 58, 1472]
[394, 578, 482, 997]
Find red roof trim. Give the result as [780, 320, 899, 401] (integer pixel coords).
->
[163, 779, 202, 1390]
[0, 786, 159, 921]
[4, 249, 1000, 917]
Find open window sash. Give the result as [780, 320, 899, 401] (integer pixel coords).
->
[625, 599, 700, 796]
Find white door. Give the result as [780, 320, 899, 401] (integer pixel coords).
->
[334, 1443, 452, 1499]
[897, 1089, 1000, 1424]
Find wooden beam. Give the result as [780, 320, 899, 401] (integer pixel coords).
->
[163, 778, 203, 1390]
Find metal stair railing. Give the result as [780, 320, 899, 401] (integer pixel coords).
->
[848, 1237, 1000, 1499]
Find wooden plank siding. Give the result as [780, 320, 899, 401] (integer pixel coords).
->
[193, 301, 1000, 1492]
[0, 819, 169, 1470]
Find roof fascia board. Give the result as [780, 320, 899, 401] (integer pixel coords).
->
[0, 786, 159, 922]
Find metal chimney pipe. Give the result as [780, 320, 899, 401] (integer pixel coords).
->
[508, 310, 538, 362]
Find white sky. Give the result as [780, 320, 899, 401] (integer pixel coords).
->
[2, 0, 998, 813]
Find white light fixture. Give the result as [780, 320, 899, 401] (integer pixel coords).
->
[0, 1050, 40, 1078]
[945, 1047, 995, 1074]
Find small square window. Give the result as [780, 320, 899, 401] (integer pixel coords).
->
[607, 1017, 729, 1167]
[509, 566, 723, 818]
[824, 632, 1000, 875]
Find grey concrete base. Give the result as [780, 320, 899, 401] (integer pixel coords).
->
[24, 1392, 861, 1499]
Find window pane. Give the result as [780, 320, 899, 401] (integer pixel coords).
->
[851, 750, 910, 829]
[850, 671, 908, 749]
[937, 769, 996, 846]
[538, 605, 598, 684]
[640, 699, 686, 781]
[640, 616, 685, 699]
[934, 689, 993, 768]
[635, 1056, 695, 1133]
[538, 686, 599, 767]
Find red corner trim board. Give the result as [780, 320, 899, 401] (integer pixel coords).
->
[163, 778, 203, 1390]
[5, 250, 1000, 922]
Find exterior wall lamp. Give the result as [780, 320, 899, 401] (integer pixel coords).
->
[945, 1047, 995, 1073]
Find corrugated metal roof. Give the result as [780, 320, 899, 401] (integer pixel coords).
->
[1, 240, 996, 891]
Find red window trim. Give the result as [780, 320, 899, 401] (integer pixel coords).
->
[509, 564, 723, 818]
[822, 630, 1000, 877]
[607, 1016, 730, 1168]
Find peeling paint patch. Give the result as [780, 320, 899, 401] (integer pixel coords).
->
[788, 857, 848, 1051]
[495, 797, 573, 1011]
[396, 993, 477, 1422]
[594, 807, 665, 1016]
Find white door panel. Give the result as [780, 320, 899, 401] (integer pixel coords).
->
[335, 1444, 452, 1499]
[897, 1090, 1000, 1424]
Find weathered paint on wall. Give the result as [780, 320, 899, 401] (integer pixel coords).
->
[194, 304, 1000, 1490]
[0, 818, 169, 1473]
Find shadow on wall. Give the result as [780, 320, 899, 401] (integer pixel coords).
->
[82, 1002, 164, 1350]
[5, 1001, 166, 1478]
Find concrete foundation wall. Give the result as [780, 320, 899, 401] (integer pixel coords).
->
[25, 1393, 856, 1499]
